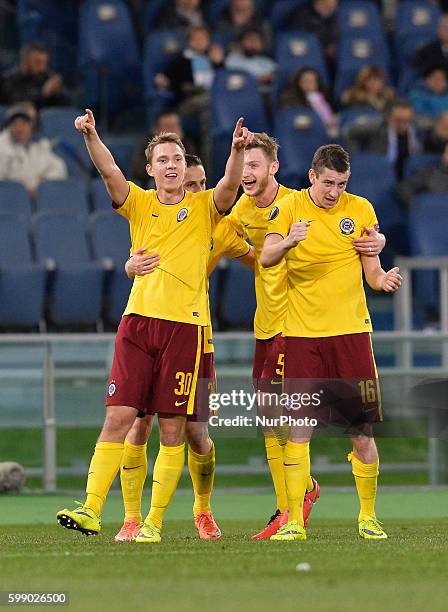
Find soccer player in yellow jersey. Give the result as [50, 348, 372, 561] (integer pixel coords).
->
[57, 109, 254, 543]
[228, 134, 386, 539]
[114, 154, 254, 542]
[261, 144, 402, 542]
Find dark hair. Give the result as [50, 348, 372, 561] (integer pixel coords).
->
[185, 154, 203, 168]
[280, 67, 330, 109]
[312, 144, 350, 176]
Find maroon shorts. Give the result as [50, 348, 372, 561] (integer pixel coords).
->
[284, 333, 382, 428]
[106, 315, 212, 418]
[252, 334, 285, 389]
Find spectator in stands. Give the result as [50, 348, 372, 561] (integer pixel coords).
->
[0, 103, 67, 196]
[154, 25, 224, 110]
[341, 65, 395, 112]
[130, 110, 196, 187]
[396, 144, 448, 208]
[414, 14, 448, 76]
[155, 0, 204, 30]
[409, 67, 448, 120]
[344, 99, 421, 180]
[278, 67, 336, 134]
[289, 0, 339, 63]
[225, 28, 277, 89]
[2, 42, 71, 109]
[217, 0, 271, 50]
[423, 109, 448, 152]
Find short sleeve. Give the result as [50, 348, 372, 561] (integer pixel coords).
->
[208, 188, 224, 228]
[266, 193, 294, 238]
[361, 198, 379, 235]
[227, 200, 246, 238]
[114, 181, 145, 224]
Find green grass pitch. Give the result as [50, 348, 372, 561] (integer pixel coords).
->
[1, 490, 448, 611]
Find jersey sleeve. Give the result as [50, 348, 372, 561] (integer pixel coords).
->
[114, 181, 148, 225]
[227, 200, 246, 238]
[220, 218, 250, 259]
[360, 198, 380, 235]
[208, 188, 224, 229]
[266, 193, 294, 238]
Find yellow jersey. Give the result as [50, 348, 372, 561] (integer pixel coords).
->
[207, 216, 251, 276]
[228, 184, 292, 340]
[267, 188, 378, 338]
[116, 182, 221, 326]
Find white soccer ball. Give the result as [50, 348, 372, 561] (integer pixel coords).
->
[295, 562, 311, 572]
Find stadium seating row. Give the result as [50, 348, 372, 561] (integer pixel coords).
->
[12, 1, 442, 120]
[0, 189, 447, 330]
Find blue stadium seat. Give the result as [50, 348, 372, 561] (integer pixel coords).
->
[270, 0, 308, 32]
[220, 259, 256, 329]
[36, 180, 89, 216]
[403, 153, 440, 179]
[211, 69, 269, 183]
[0, 213, 45, 328]
[0, 181, 32, 220]
[334, 36, 390, 101]
[33, 210, 103, 326]
[91, 178, 112, 211]
[409, 193, 448, 320]
[211, 70, 269, 136]
[90, 210, 132, 323]
[143, 0, 166, 32]
[40, 107, 94, 181]
[395, 1, 441, 46]
[274, 32, 328, 84]
[349, 154, 403, 228]
[410, 193, 448, 256]
[142, 29, 186, 122]
[339, 107, 382, 132]
[275, 108, 327, 187]
[204, 0, 230, 27]
[339, 1, 384, 40]
[348, 153, 408, 259]
[395, 31, 434, 73]
[104, 137, 134, 176]
[79, 0, 141, 117]
[16, 0, 78, 83]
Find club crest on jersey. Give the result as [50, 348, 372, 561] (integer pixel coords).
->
[108, 382, 116, 396]
[339, 217, 355, 235]
[177, 207, 188, 222]
[269, 206, 279, 221]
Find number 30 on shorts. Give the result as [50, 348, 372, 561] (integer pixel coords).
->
[174, 371, 193, 396]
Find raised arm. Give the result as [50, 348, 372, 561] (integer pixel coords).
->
[214, 117, 254, 213]
[74, 109, 129, 206]
[362, 255, 402, 292]
[260, 221, 309, 268]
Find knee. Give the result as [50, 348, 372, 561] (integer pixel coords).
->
[186, 424, 212, 454]
[352, 436, 378, 463]
[127, 416, 153, 445]
[102, 406, 136, 438]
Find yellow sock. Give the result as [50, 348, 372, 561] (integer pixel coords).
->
[306, 475, 314, 493]
[283, 441, 310, 525]
[348, 452, 379, 522]
[85, 442, 124, 516]
[188, 442, 215, 517]
[120, 440, 148, 522]
[146, 443, 185, 529]
[265, 436, 288, 513]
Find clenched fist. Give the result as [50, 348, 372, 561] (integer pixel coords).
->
[286, 221, 310, 248]
[380, 267, 402, 293]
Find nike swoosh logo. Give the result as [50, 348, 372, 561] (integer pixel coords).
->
[284, 463, 300, 466]
[175, 400, 187, 406]
[153, 480, 161, 485]
[122, 465, 144, 471]
[152, 214, 159, 217]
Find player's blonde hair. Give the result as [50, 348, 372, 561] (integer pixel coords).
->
[145, 132, 186, 163]
[245, 132, 279, 162]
